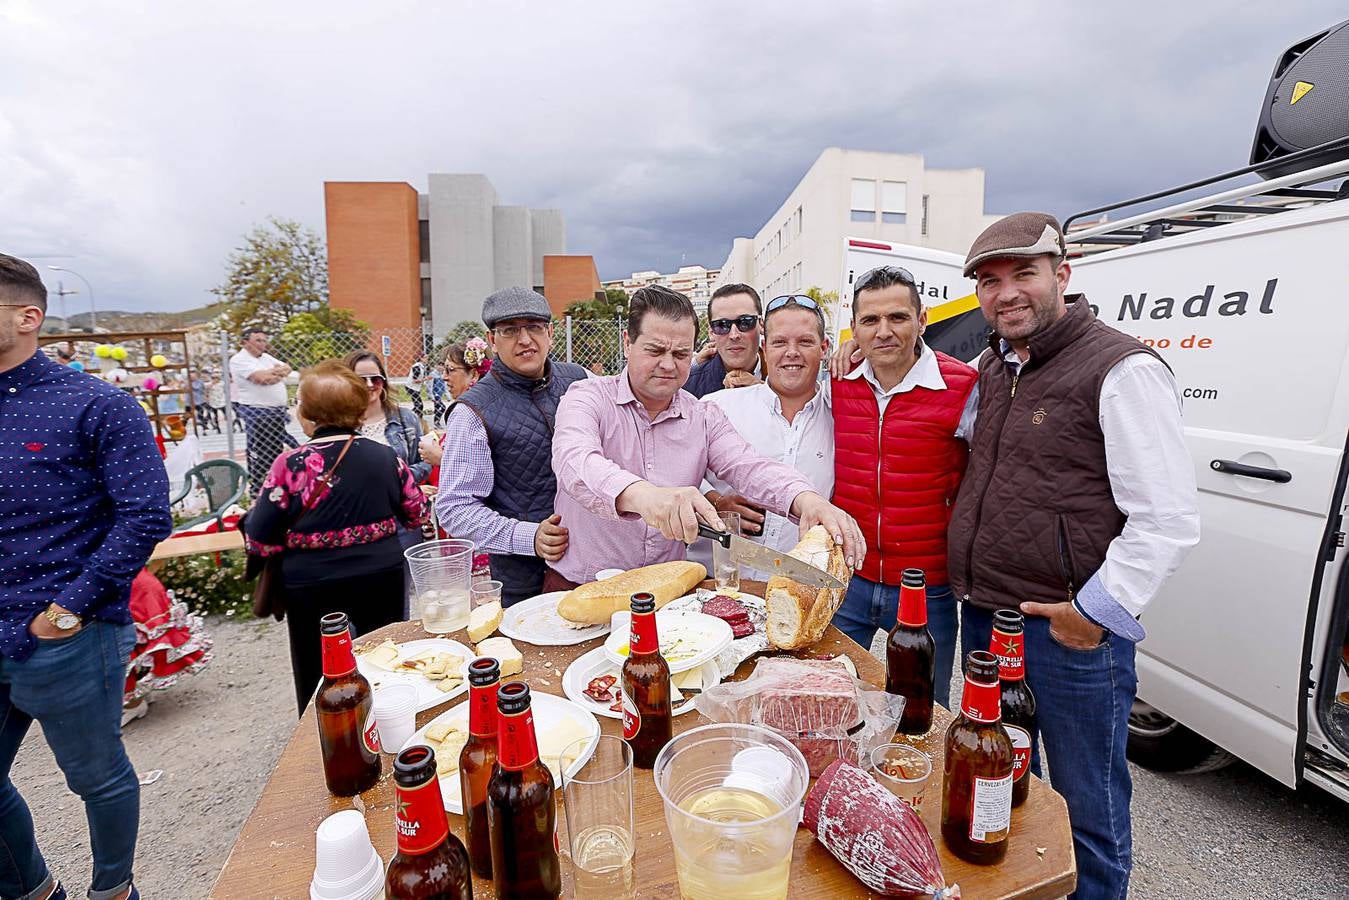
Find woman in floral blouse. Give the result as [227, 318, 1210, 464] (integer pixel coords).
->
[244, 360, 427, 714]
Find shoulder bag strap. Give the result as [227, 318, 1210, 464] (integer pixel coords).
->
[292, 435, 356, 529]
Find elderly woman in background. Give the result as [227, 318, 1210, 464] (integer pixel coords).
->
[244, 360, 427, 714]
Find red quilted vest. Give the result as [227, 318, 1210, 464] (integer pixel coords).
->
[831, 351, 977, 586]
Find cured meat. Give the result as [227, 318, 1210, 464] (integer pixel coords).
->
[803, 760, 958, 898]
[753, 658, 861, 774]
[730, 621, 756, 639]
[583, 674, 617, 703]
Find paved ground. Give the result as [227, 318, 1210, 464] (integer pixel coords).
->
[10, 618, 1349, 898]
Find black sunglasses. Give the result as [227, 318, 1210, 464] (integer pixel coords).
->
[709, 314, 760, 335]
[854, 265, 916, 292]
[359, 374, 386, 388]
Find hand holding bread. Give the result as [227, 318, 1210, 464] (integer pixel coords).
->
[765, 525, 853, 650]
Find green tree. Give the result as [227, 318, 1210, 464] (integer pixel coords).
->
[428, 320, 488, 365]
[273, 308, 371, 368]
[213, 217, 329, 335]
[804, 286, 841, 339]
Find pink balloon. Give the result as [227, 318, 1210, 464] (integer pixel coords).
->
[142, 377, 159, 391]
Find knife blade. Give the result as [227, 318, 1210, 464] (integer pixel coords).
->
[696, 524, 846, 590]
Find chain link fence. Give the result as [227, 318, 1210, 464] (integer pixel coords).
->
[203, 317, 624, 487]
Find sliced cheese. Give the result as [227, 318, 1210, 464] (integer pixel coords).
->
[468, 601, 503, 643]
[475, 637, 523, 677]
[538, 719, 591, 775]
[672, 667, 704, 692]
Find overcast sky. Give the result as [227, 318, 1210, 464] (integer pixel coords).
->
[2, 1, 1344, 313]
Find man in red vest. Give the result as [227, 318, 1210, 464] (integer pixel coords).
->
[830, 266, 977, 707]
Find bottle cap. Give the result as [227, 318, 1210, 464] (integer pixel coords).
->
[319, 612, 350, 635]
[630, 592, 656, 614]
[965, 650, 1000, 685]
[468, 656, 501, 687]
[993, 609, 1024, 634]
[496, 680, 532, 715]
[901, 568, 925, 589]
[393, 745, 437, 787]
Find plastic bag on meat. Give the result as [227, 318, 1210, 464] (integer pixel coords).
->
[804, 759, 959, 898]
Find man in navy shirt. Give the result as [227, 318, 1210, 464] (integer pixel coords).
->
[0, 254, 170, 900]
[683, 283, 765, 398]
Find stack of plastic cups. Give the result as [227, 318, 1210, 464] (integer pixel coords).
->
[372, 684, 418, 753]
[310, 810, 385, 900]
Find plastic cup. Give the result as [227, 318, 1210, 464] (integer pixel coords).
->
[405, 539, 473, 633]
[310, 809, 384, 900]
[711, 512, 741, 593]
[869, 742, 933, 812]
[372, 684, 418, 753]
[654, 723, 809, 900]
[562, 735, 635, 898]
[470, 580, 503, 609]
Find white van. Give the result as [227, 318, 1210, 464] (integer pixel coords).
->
[837, 156, 1349, 804]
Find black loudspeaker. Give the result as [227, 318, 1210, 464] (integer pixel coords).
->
[1250, 19, 1349, 179]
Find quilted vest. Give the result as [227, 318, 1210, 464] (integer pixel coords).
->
[947, 296, 1162, 611]
[458, 359, 588, 604]
[831, 351, 977, 586]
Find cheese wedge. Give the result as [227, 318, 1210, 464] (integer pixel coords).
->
[475, 637, 523, 677]
[672, 667, 704, 691]
[468, 601, 503, 643]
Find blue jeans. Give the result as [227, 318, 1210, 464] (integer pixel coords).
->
[961, 603, 1136, 900]
[0, 621, 139, 900]
[832, 576, 957, 709]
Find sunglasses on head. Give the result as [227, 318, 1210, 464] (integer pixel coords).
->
[766, 294, 822, 313]
[854, 265, 916, 293]
[709, 314, 760, 335]
[360, 374, 386, 388]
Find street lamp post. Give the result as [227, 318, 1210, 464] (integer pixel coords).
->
[46, 266, 96, 330]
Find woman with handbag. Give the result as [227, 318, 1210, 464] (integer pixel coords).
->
[244, 360, 427, 715]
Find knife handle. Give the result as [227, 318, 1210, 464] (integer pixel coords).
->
[696, 522, 731, 548]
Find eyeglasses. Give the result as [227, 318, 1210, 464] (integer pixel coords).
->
[766, 294, 821, 313]
[709, 314, 760, 335]
[359, 374, 386, 389]
[854, 265, 916, 293]
[492, 321, 550, 340]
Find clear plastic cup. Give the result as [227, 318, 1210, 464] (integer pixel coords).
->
[470, 580, 503, 609]
[562, 735, 635, 899]
[372, 683, 418, 752]
[405, 539, 473, 633]
[653, 723, 809, 900]
[869, 742, 933, 812]
[712, 512, 741, 593]
[310, 809, 385, 900]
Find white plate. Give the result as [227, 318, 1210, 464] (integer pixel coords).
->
[498, 591, 611, 646]
[562, 646, 709, 719]
[401, 692, 601, 814]
[355, 638, 473, 713]
[603, 609, 734, 673]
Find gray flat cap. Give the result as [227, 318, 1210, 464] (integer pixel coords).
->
[482, 286, 553, 328]
[963, 212, 1066, 278]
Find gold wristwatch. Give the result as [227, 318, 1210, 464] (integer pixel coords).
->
[44, 605, 81, 632]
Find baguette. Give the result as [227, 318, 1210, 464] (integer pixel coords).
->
[765, 526, 852, 650]
[557, 561, 707, 624]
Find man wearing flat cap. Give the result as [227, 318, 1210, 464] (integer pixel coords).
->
[948, 212, 1200, 898]
[435, 288, 588, 606]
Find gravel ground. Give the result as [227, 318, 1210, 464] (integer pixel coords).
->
[10, 618, 1348, 898]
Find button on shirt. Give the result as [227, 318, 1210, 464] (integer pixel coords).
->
[551, 370, 818, 584]
[701, 382, 834, 576]
[229, 349, 288, 407]
[0, 351, 172, 661]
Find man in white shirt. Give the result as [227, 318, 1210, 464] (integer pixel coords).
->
[700, 296, 834, 578]
[228, 328, 295, 489]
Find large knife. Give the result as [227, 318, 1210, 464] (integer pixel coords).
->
[696, 523, 846, 590]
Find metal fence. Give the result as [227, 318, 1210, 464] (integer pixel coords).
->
[202, 317, 624, 484]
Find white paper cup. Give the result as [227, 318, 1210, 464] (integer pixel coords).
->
[311, 809, 384, 900]
[372, 684, 418, 752]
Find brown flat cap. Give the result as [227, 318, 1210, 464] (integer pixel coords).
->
[963, 211, 1066, 278]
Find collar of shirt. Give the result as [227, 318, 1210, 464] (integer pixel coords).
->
[843, 342, 947, 396]
[758, 378, 830, 419]
[616, 366, 688, 424]
[998, 338, 1029, 374]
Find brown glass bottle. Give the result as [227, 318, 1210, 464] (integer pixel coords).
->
[458, 657, 500, 879]
[941, 650, 1015, 865]
[885, 568, 936, 735]
[487, 682, 561, 899]
[621, 591, 673, 769]
[385, 745, 473, 899]
[990, 609, 1037, 807]
[315, 612, 381, 797]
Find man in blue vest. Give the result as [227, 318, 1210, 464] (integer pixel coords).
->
[435, 288, 588, 606]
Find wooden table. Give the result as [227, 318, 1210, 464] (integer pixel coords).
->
[211, 582, 1075, 899]
[149, 529, 244, 561]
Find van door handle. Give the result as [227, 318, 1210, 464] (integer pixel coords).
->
[1210, 459, 1292, 483]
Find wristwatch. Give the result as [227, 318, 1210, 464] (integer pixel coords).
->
[44, 605, 81, 632]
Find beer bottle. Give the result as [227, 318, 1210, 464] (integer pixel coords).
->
[990, 609, 1036, 807]
[487, 682, 561, 899]
[458, 657, 500, 879]
[885, 568, 936, 735]
[621, 591, 672, 769]
[315, 612, 381, 797]
[386, 745, 473, 899]
[941, 650, 1015, 865]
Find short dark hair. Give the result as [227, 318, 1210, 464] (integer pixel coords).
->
[853, 266, 920, 318]
[242, 327, 268, 341]
[708, 283, 762, 319]
[628, 285, 697, 339]
[0, 253, 47, 312]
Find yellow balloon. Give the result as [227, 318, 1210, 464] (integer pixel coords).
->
[94, 345, 113, 358]
[111, 347, 128, 361]
[150, 354, 168, 368]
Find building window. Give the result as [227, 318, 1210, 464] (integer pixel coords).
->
[921, 194, 930, 236]
[421, 277, 432, 310]
[850, 178, 875, 223]
[418, 220, 430, 263]
[881, 181, 907, 225]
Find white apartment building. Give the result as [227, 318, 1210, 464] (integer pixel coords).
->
[716, 148, 998, 303]
[603, 264, 721, 315]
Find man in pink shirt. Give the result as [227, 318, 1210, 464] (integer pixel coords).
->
[548, 285, 865, 590]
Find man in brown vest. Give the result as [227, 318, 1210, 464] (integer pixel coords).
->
[948, 212, 1199, 899]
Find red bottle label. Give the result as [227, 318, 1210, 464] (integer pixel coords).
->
[394, 775, 450, 855]
[990, 629, 1025, 680]
[362, 709, 381, 754]
[621, 688, 640, 739]
[469, 681, 500, 738]
[896, 583, 927, 628]
[498, 706, 540, 771]
[1005, 724, 1032, 783]
[960, 676, 1002, 723]
[320, 628, 357, 679]
[629, 609, 659, 655]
